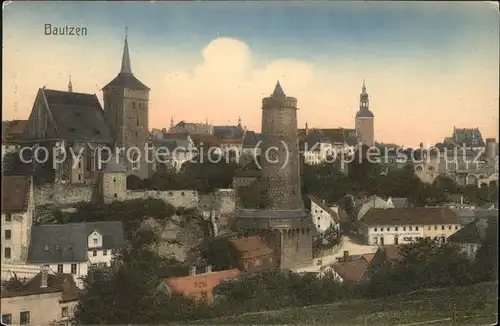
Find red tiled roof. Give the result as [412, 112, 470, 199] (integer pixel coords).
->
[362, 253, 375, 264]
[229, 236, 274, 260]
[165, 269, 240, 301]
[361, 208, 459, 226]
[1, 175, 31, 213]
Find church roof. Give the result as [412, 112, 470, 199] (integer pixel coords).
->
[40, 89, 114, 143]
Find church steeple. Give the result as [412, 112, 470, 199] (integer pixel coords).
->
[120, 27, 132, 75]
[237, 116, 242, 128]
[68, 74, 73, 93]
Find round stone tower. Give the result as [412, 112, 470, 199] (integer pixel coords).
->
[261, 81, 303, 209]
[485, 138, 497, 161]
[234, 81, 313, 270]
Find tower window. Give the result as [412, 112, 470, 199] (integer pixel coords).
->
[136, 116, 139, 126]
[132, 102, 136, 110]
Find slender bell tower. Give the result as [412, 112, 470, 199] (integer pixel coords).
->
[234, 81, 313, 270]
[355, 80, 375, 146]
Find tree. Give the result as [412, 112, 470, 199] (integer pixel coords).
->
[474, 217, 498, 282]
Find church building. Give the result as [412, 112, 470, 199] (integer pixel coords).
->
[23, 31, 151, 182]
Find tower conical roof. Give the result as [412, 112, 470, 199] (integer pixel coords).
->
[120, 36, 132, 74]
[103, 156, 126, 173]
[272, 81, 286, 97]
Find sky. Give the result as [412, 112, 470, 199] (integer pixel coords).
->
[3, 1, 499, 147]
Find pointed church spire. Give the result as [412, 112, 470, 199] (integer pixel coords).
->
[237, 116, 242, 127]
[170, 116, 174, 129]
[120, 27, 132, 74]
[362, 79, 366, 93]
[68, 74, 73, 93]
[272, 80, 286, 97]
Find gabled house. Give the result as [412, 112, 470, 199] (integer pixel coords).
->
[308, 196, 341, 234]
[1, 267, 79, 326]
[241, 130, 262, 157]
[156, 266, 241, 305]
[317, 251, 371, 284]
[18, 221, 125, 288]
[150, 132, 197, 173]
[229, 236, 276, 273]
[1, 176, 34, 265]
[447, 219, 490, 259]
[359, 207, 460, 246]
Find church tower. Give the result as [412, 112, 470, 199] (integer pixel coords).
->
[355, 81, 375, 147]
[102, 29, 150, 179]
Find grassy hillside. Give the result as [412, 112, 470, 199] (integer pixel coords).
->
[198, 282, 497, 325]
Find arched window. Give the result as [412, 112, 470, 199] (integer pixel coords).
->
[132, 153, 139, 170]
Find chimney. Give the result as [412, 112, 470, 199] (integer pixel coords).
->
[343, 251, 349, 262]
[40, 265, 49, 288]
[189, 266, 196, 276]
[205, 265, 212, 273]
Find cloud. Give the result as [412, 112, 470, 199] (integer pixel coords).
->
[161, 38, 316, 128]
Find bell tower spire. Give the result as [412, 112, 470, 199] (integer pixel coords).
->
[68, 74, 73, 93]
[120, 26, 132, 74]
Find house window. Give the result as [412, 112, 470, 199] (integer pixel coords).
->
[415, 226, 419, 231]
[93, 238, 98, 245]
[386, 227, 390, 232]
[455, 225, 458, 230]
[5, 213, 12, 222]
[103, 249, 108, 256]
[136, 117, 140, 126]
[448, 225, 452, 230]
[374, 227, 377, 232]
[114, 194, 117, 198]
[20, 311, 30, 325]
[113, 178, 116, 182]
[62, 307, 68, 317]
[71, 264, 77, 274]
[132, 153, 139, 170]
[428, 226, 431, 230]
[409, 226, 413, 231]
[381, 228, 384, 232]
[132, 102, 136, 110]
[373, 237, 378, 245]
[254, 258, 261, 266]
[434, 226, 438, 230]
[395, 227, 398, 231]
[181, 192, 185, 196]
[5, 230, 11, 240]
[58, 264, 63, 273]
[1, 314, 12, 325]
[98, 262, 107, 267]
[441, 225, 445, 230]
[4, 247, 11, 259]
[78, 174, 81, 181]
[93, 250, 97, 256]
[403, 227, 407, 231]
[135, 132, 138, 137]
[78, 161, 81, 169]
